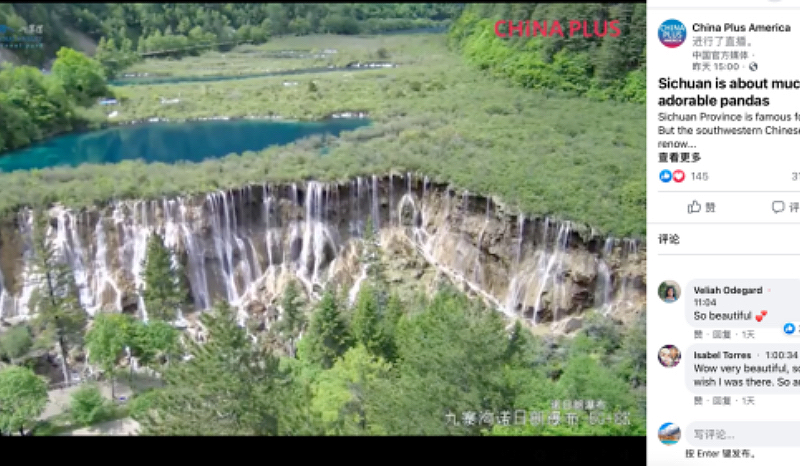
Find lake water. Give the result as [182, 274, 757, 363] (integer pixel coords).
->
[0, 119, 371, 173]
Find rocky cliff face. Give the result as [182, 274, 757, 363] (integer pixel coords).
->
[0, 174, 645, 331]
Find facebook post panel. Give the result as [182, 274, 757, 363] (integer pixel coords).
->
[649, 1, 800, 464]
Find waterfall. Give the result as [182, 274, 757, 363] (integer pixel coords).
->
[179, 197, 210, 310]
[16, 210, 40, 318]
[504, 215, 525, 315]
[532, 221, 570, 326]
[596, 237, 615, 315]
[57, 211, 94, 309]
[0, 175, 644, 330]
[131, 202, 152, 322]
[90, 216, 123, 315]
[618, 239, 639, 307]
[0, 266, 11, 317]
[473, 198, 490, 286]
[348, 267, 368, 306]
[371, 175, 380, 230]
[262, 185, 283, 283]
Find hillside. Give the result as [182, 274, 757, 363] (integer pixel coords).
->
[0, 3, 463, 67]
[449, 3, 646, 103]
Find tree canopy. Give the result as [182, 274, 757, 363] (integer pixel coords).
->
[2, 3, 463, 67]
[128, 283, 646, 436]
[448, 3, 646, 103]
[0, 365, 48, 435]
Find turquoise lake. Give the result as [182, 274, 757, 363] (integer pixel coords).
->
[0, 119, 371, 173]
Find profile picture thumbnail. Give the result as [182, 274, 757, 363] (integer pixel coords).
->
[658, 423, 681, 445]
[658, 345, 681, 368]
[658, 280, 681, 304]
[658, 19, 687, 49]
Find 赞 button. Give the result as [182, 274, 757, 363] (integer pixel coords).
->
[784, 323, 796, 335]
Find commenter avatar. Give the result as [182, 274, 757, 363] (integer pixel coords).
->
[659, 280, 681, 303]
[658, 345, 681, 368]
[658, 423, 681, 445]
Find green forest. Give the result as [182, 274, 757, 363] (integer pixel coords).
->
[1, 3, 461, 67]
[449, 3, 645, 103]
[0, 219, 646, 436]
[0, 48, 109, 154]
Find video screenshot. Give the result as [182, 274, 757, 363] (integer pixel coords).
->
[0, 1, 778, 463]
[649, 0, 800, 464]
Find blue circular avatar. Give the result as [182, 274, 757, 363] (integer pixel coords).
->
[658, 422, 681, 446]
[659, 19, 687, 48]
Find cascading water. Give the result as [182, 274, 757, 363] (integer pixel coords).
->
[0, 174, 644, 331]
[56, 212, 94, 310]
[90, 216, 123, 315]
[504, 215, 525, 315]
[473, 198, 491, 286]
[531, 221, 570, 326]
[16, 210, 41, 318]
[596, 237, 615, 315]
[0, 266, 11, 317]
[132, 202, 152, 322]
[618, 239, 639, 307]
[371, 175, 380, 231]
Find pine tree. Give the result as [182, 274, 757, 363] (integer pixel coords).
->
[302, 290, 351, 369]
[351, 283, 381, 356]
[274, 280, 305, 358]
[360, 215, 390, 341]
[379, 292, 403, 362]
[310, 345, 391, 435]
[137, 301, 287, 435]
[140, 233, 187, 322]
[28, 210, 87, 385]
[505, 321, 525, 361]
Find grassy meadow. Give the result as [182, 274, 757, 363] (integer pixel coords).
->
[117, 40, 393, 78]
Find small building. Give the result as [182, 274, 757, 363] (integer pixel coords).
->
[98, 98, 118, 106]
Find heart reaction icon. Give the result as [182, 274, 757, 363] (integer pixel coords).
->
[673, 170, 685, 183]
[756, 310, 767, 322]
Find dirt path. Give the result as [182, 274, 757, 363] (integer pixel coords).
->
[41, 372, 163, 420]
[40, 381, 133, 420]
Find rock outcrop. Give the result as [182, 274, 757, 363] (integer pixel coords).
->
[0, 174, 645, 331]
